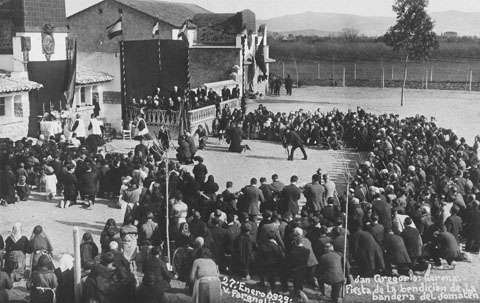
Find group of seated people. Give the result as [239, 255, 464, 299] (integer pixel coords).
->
[129, 84, 241, 112]
[1, 105, 480, 302]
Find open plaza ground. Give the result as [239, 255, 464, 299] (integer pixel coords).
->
[2, 86, 480, 302]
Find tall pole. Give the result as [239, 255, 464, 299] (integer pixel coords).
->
[73, 227, 82, 303]
[469, 67, 473, 91]
[294, 59, 299, 86]
[342, 155, 351, 299]
[282, 62, 285, 78]
[425, 68, 428, 90]
[165, 162, 171, 265]
[317, 62, 320, 79]
[342, 67, 346, 87]
[354, 64, 357, 80]
[382, 68, 385, 88]
[392, 65, 394, 80]
[401, 54, 408, 106]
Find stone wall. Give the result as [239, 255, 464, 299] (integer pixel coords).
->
[189, 47, 240, 88]
[68, 0, 174, 53]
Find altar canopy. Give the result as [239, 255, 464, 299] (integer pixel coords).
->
[28, 61, 68, 136]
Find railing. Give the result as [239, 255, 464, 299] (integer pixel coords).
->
[126, 107, 181, 127]
[126, 98, 240, 130]
[189, 98, 240, 127]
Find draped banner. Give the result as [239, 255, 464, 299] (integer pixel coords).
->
[158, 39, 188, 92]
[28, 60, 67, 136]
[123, 40, 161, 104]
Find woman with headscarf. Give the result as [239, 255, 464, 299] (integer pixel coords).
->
[231, 222, 257, 280]
[100, 218, 119, 253]
[80, 233, 99, 273]
[172, 224, 195, 285]
[27, 225, 53, 271]
[54, 254, 74, 303]
[27, 255, 58, 303]
[189, 248, 221, 303]
[4, 223, 29, 280]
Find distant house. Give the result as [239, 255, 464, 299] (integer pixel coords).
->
[443, 31, 458, 38]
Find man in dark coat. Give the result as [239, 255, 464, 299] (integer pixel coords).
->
[372, 196, 393, 233]
[239, 178, 264, 221]
[383, 232, 411, 276]
[256, 229, 285, 292]
[259, 177, 275, 212]
[61, 164, 78, 207]
[176, 135, 193, 164]
[208, 217, 231, 274]
[284, 74, 293, 96]
[317, 243, 345, 303]
[134, 137, 148, 159]
[350, 226, 385, 277]
[228, 123, 246, 153]
[0, 165, 16, 204]
[221, 86, 231, 101]
[401, 217, 429, 272]
[303, 174, 326, 212]
[445, 206, 462, 244]
[432, 225, 462, 268]
[284, 129, 307, 160]
[279, 175, 302, 216]
[281, 229, 310, 298]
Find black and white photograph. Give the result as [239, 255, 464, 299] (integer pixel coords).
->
[0, 0, 480, 302]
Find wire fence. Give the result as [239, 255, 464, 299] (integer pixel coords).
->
[270, 59, 480, 90]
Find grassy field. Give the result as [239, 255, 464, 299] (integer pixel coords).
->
[269, 59, 480, 87]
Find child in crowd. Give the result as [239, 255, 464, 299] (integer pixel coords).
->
[16, 175, 30, 201]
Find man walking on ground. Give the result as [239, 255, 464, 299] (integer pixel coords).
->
[285, 74, 293, 96]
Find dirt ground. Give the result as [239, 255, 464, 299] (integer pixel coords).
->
[2, 86, 480, 302]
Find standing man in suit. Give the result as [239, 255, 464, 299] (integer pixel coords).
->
[239, 178, 265, 222]
[317, 243, 345, 303]
[285, 74, 293, 96]
[280, 175, 302, 217]
[221, 86, 231, 101]
[134, 137, 148, 160]
[304, 174, 326, 212]
[284, 128, 307, 160]
[259, 177, 275, 212]
[231, 84, 241, 99]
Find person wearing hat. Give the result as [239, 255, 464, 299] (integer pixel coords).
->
[283, 128, 307, 161]
[231, 222, 256, 280]
[256, 227, 285, 292]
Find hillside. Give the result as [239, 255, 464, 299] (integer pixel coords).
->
[261, 10, 480, 37]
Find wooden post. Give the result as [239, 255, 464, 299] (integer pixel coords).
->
[282, 62, 285, 78]
[430, 66, 433, 82]
[425, 68, 428, 90]
[73, 227, 82, 303]
[392, 65, 394, 80]
[317, 62, 320, 79]
[342, 68, 346, 87]
[165, 163, 171, 265]
[401, 55, 408, 106]
[469, 67, 473, 91]
[354, 64, 357, 80]
[382, 67, 385, 88]
[294, 59, 299, 87]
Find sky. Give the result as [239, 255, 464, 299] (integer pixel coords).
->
[66, 0, 480, 19]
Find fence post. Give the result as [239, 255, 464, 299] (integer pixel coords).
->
[469, 67, 473, 91]
[317, 62, 320, 79]
[73, 227, 82, 303]
[382, 67, 385, 88]
[354, 64, 357, 80]
[294, 59, 299, 87]
[392, 65, 394, 80]
[282, 62, 285, 78]
[430, 66, 433, 82]
[425, 68, 428, 90]
[343, 68, 346, 87]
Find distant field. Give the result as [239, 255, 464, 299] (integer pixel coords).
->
[270, 59, 480, 88]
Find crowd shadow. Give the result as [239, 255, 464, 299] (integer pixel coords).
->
[54, 220, 104, 236]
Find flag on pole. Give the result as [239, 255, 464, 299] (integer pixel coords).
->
[106, 16, 122, 39]
[255, 37, 267, 76]
[177, 20, 189, 43]
[152, 21, 159, 37]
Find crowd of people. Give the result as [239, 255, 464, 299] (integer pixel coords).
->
[129, 84, 241, 112]
[0, 104, 479, 303]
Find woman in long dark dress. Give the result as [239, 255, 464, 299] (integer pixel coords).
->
[54, 254, 74, 303]
[4, 223, 29, 281]
[27, 225, 54, 271]
[80, 233, 99, 273]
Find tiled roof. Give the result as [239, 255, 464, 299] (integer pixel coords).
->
[0, 77, 43, 94]
[76, 66, 114, 85]
[116, 0, 211, 27]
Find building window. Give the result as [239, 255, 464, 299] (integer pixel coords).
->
[80, 87, 86, 104]
[98, 8, 103, 14]
[14, 95, 23, 117]
[0, 97, 5, 116]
